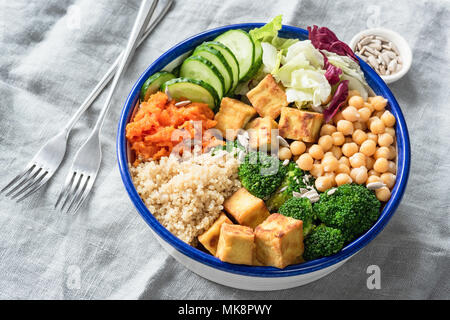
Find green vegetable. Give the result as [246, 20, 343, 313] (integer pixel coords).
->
[238, 152, 286, 199]
[279, 197, 314, 236]
[314, 184, 381, 242]
[211, 139, 244, 156]
[265, 162, 314, 212]
[303, 225, 344, 261]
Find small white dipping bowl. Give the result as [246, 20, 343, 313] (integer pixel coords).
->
[350, 28, 412, 84]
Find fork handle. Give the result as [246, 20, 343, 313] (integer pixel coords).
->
[63, 0, 170, 136]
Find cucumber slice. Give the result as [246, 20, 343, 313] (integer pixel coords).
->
[180, 56, 225, 99]
[242, 40, 263, 81]
[214, 30, 254, 81]
[201, 41, 239, 92]
[193, 45, 233, 95]
[161, 77, 219, 109]
[140, 71, 176, 101]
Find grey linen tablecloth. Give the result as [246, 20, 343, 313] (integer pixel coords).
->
[0, 0, 449, 299]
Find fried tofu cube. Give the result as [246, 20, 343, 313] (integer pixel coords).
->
[198, 213, 233, 255]
[215, 224, 255, 265]
[245, 117, 278, 150]
[255, 213, 304, 268]
[214, 97, 257, 140]
[247, 74, 288, 119]
[278, 107, 324, 143]
[223, 188, 270, 229]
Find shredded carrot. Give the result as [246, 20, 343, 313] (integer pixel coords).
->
[126, 92, 217, 164]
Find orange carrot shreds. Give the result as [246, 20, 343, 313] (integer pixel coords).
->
[126, 92, 217, 164]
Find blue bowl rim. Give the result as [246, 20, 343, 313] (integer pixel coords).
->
[117, 23, 411, 277]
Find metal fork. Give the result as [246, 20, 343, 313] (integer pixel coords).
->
[55, 0, 159, 214]
[1, 0, 172, 202]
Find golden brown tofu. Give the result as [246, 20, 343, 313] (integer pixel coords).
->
[198, 213, 233, 255]
[223, 188, 270, 229]
[245, 117, 278, 150]
[214, 97, 257, 140]
[215, 224, 255, 265]
[247, 74, 288, 119]
[278, 107, 324, 143]
[255, 213, 304, 269]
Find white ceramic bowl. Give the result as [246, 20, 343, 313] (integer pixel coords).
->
[349, 28, 412, 84]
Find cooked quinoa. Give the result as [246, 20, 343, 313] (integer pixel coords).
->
[130, 151, 241, 244]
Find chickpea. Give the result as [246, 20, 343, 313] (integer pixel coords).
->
[348, 95, 364, 109]
[315, 176, 333, 192]
[375, 187, 391, 202]
[385, 127, 396, 137]
[342, 106, 359, 122]
[370, 118, 385, 134]
[358, 107, 372, 122]
[342, 142, 358, 157]
[350, 166, 368, 184]
[333, 111, 345, 125]
[310, 163, 324, 178]
[324, 172, 337, 186]
[278, 147, 292, 160]
[349, 152, 366, 168]
[331, 132, 345, 146]
[388, 161, 397, 174]
[290, 141, 306, 156]
[366, 156, 375, 170]
[364, 102, 375, 113]
[367, 175, 381, 184]
[296, 153, 314, 171]
[348, 90, 361, 98]
[368, 169, 380, 177]
[360, 139, 377, 156]
[352, 129, 368, 145]
[320, 124, 337, 136]
[318, 135, 333, 152]
[331, 145, 343, 159]
[309, 144, 324, 160]
[337, 120, 354, 136]
[388, 146, 396, 160]
[380, 173, 396, 189]
[335, 173, 352, 186]
[353, 121, 367, 131]
[336, 163, 351, 174]
[371, 96, 388, 111]
[378, 133, 394, 147]
[381, 111, 396, 127]
[374, 158, 389, 173]
[367, 132, 378, 143]
[374, 110, 385, 118]
[322, 155, 339, 172]
[374, 147, 390, 159]
[339, 156, 350, 167]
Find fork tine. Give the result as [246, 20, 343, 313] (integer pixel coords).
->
[60, 173, 83, 212]
[4, 166, 41, 197]
[55, 172, 76, 210]
[71, 176, 94, 214]
[10, 170, 47, 200]
[0, 164, 35, 194]
[13, 171, 49, 201]
[66, 175, 89, 214]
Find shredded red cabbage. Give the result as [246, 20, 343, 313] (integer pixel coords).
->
[323, 80, 349, 123]
[323, 54, 342, 85]
[308, 25, 359, 62]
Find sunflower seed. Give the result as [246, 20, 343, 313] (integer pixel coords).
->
[282, 159, 290, 166]
[175, 100, 191, 107]
[367, 182, 387, 190]
[277, 136, 290, 148]
[301, 189, 320, 203]
[327, 187, 337, 195]
[279, 186, 288, 193]
[388, 59, 397, 72]
[292, 191, 303, 198]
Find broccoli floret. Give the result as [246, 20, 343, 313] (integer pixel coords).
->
[238, 151, 286, 199]
[265, 162, 315, 212]
[314, 184, 381, 242]
[303, 225, 345, 261]
[279, 197, 314, 236]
